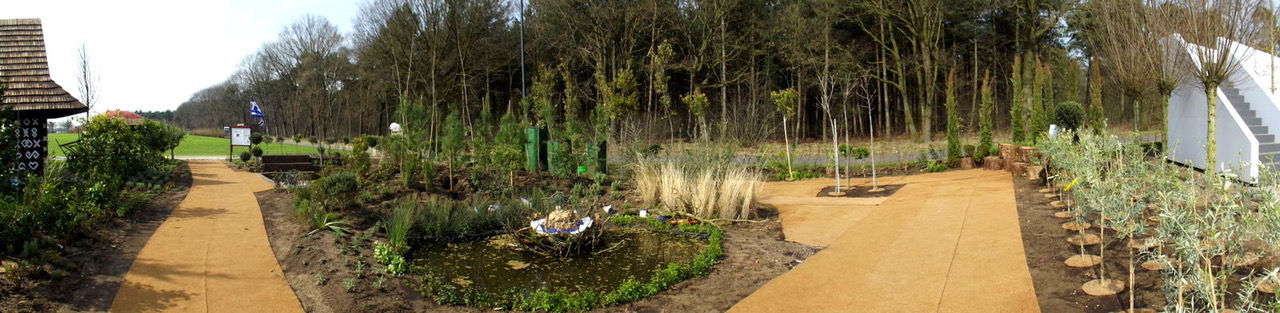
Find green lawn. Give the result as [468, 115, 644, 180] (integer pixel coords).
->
[48, 134, 338, 157]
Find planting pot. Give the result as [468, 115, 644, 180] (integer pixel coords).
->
[1065, 254, 1103, 268]
[1081, 279, 1126, 296]
[1061, 221, 1091, 231]
[1066, 233, 1100, 246]
[1140, 258, 1179, 271]
[959, 157, 974, 169]
[1256, 276, 1278, 294]
[1049, 200, 1073, 209]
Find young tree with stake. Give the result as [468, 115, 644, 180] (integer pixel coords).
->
[771, 88, 799, 180]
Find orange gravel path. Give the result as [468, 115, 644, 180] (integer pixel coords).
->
[109, 161, 302, 313]
[730, 170, 1039, 313]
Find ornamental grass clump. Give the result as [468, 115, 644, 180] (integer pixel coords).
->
[386, 198, 420, 254]
[629, 157, 761, 220]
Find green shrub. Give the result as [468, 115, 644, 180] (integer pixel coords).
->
[250, 133, 264, 145]
[251, 146, 264, 158]
[239, 151, 252, 162]
[925, 160, 947, 173]
[316, 171, 358, 208]
[363, 135, 380, 148]
[1055, 101, 1086, 131]
[839, 144, 870, 159]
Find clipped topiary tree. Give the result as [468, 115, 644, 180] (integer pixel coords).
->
[251, 146, 264, 158]
[250, 133, 263, 145]
[1055, 101, 1086, 131]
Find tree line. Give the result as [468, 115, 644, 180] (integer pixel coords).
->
[170, 0, 1278, 147]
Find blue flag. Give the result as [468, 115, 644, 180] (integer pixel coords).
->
[250, 100, 265, 118]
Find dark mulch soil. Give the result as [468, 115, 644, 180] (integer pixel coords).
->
[257, 189, 818, 313]
[0, 162, 193, 313]
[1012, 176, 1166, 313]
[816, 184, 904, 198]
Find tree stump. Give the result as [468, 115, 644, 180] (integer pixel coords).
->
[1026, 165, 1043, 180]
[959, 157, 975, 169]
[1019, 146, 1038, 163]
[1009, 161, 1028, 176]
[999, 144, 1018, 159]
[983, 156, 1003, 170]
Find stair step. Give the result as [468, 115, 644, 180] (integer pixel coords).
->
[1259, 134, 1276, 143]
[1246, 117, 1263, 125]
[1262, 152, 1280, 163]
[1240, 111, 1257, 120]
[1261, 143, 1280, 153]
[1252, 125, 1269, 134]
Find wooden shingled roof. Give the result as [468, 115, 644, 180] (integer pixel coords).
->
[0, 18, 87, 118]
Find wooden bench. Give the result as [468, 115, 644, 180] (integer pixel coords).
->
[261, 155, 317, 173]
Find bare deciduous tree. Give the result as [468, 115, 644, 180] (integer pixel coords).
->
[1170, 0, 1264, 171]
[76, 44, 97, 119]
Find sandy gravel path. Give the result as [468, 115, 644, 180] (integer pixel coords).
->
[730, 170, 1040, 313]
[109, 161, 302, 313]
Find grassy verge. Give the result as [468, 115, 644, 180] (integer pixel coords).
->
[48, 134, 329, 157]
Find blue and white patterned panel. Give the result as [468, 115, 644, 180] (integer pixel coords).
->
[15, 118, 47, 174]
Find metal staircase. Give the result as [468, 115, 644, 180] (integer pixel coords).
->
[1224, 85, 1280, 166]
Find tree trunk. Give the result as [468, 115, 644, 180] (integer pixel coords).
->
[719, 15, 729, 140]
[1205, 84, 1219, 172]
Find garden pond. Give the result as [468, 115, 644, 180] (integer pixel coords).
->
[409, 228, 707, 294]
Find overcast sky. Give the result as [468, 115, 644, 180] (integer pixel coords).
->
[6, 0, 361, 120]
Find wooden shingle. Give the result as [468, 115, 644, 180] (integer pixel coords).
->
[0, 18, 87, 118]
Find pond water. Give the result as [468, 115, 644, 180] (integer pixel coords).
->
[409, 228, 706, 294]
